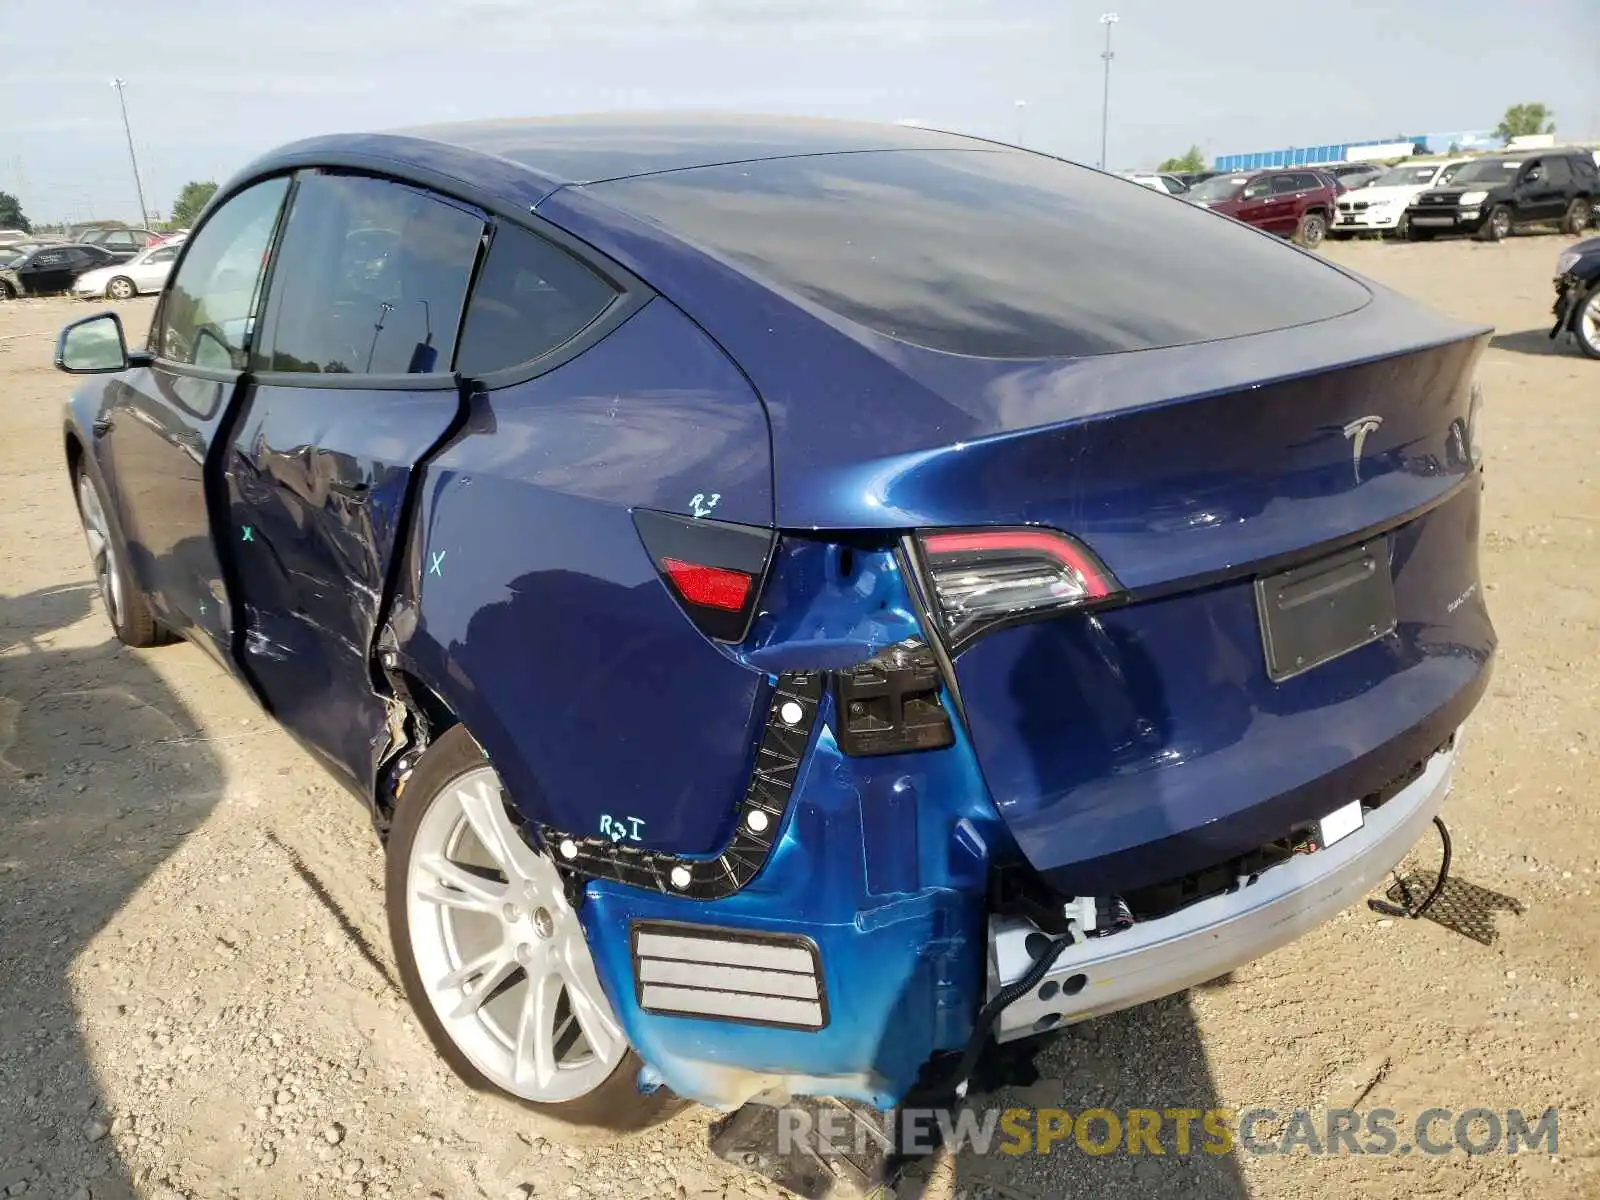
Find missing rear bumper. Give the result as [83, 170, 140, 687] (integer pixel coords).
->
[986, 735, 1457, 1042]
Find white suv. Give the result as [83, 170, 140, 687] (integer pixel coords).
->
[1331, 158, 1471, 238]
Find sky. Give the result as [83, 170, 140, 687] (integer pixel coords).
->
[2, 0, 1596, 224]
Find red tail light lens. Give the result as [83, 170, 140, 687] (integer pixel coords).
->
[659, 558, 753, 612]
[633, 508, 776, 643]
[918, 528, 1121, 648]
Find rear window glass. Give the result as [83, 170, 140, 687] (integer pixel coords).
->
[456, 222, 618, 375]
[592, 149, 1370, 359]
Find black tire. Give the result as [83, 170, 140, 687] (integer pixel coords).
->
[385, 725, 684, 1131]
[1562, 199, 1593, 237]
[1573, 284, 1600, 361]
[73, 463, 165, 647]
[1392, 213, 1411, 240]
[1407, 223, 1436, 242]
[1479, 204, 1513, 242]
[0, 279, 14, 300]
[1293, 211, 1327, 249]
[106, 276, 137, 300]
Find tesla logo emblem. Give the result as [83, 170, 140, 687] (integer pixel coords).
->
[1342, 415, 1383, 483]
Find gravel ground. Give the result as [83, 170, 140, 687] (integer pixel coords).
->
[2, 232, 1598, 1200]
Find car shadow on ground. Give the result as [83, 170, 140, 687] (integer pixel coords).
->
[0, 582, 225, 1200]
[715, 987, 1248, 1200]
[895, 994, 1249, 1200]
[1488, 328, 1573, 358]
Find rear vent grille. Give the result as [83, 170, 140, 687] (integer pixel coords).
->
[631, 922, 827, 1030]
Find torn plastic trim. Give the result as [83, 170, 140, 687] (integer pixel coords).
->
[539, 670, 824, 899]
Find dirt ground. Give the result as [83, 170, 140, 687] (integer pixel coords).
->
[2, 232, 1598, 1200]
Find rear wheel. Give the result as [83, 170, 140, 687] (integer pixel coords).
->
[75, 466, 163, 646]
[1479, 204, 1514, 242]
[1563, 199, 1593, 237]
[106, 276, 137, 300]
[0, 279, 14, 300]
[1293, 211, 1327, 249]
[1392, 214, 1411, 240]
[387, 726, 680, 1129]
[1574, 285, 1600, 360]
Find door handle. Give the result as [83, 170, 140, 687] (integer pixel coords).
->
[92, 418, 113, 437]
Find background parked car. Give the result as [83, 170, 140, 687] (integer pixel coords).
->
[1329, 158, 1472, 239]
[77, 227, 162, 262]
[1552, 236, 1600, 358]
[1407, 151, 1599, 242]
[72, 240, 183, 300]
[0, 243, 119, 298]
[1185, 167, 1339, 247]
[1325, 162, 1386, 191]
[1119, 171, 1189, 195]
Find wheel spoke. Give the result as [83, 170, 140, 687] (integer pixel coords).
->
[415, 852, 508, 913]
[455, 777, 538, 884]
[443, 948, 520, 1019]
[555, 932, 622, 1062]
[513, 966, 563, 1089]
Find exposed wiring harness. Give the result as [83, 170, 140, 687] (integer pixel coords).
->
[1368, 815, 1453, 920]
[902, 933, 1076, 1107]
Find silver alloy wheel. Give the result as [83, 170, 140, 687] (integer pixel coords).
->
[77, 473, 123, 627]
[107, 277, 136, 300]
[406, 767, 626, 1103]
[1490, 208, 1512, 240]
[1580, 290, 1600, 354]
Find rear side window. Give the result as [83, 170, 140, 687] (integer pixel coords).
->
[260, 173, 484, 375]
[455, 222, 618, 375]
[593, 150, 1370, 359]
[1544, 158, 1571, 186]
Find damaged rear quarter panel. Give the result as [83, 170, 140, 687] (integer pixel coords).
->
[388, 298, 778, 852]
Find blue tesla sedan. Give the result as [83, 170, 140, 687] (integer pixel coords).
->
[56, 114, 1494, 1125]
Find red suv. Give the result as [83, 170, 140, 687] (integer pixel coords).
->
[1184, 168, 1339, 248]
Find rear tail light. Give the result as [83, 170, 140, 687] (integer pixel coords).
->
[634, 508, 775, 643]
[917, 528, 1122, 649]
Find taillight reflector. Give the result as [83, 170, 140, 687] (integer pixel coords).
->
[660, 558, 753, 612]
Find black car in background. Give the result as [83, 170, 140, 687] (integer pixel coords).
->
[1553, 236, 1600, 359]
[0, 243, 119, 298]
[77, 227, 162, 262]
[1407, 151, 1599, 241]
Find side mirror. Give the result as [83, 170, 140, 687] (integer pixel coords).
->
[56, 312, 130, 374]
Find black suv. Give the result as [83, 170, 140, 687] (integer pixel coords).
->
[1406, 151, 1598, 241]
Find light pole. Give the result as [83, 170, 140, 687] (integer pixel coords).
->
[109, 78, 148, 225]
[1014, 99, 1027, 146]
[1098, 12, 1119, 170]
